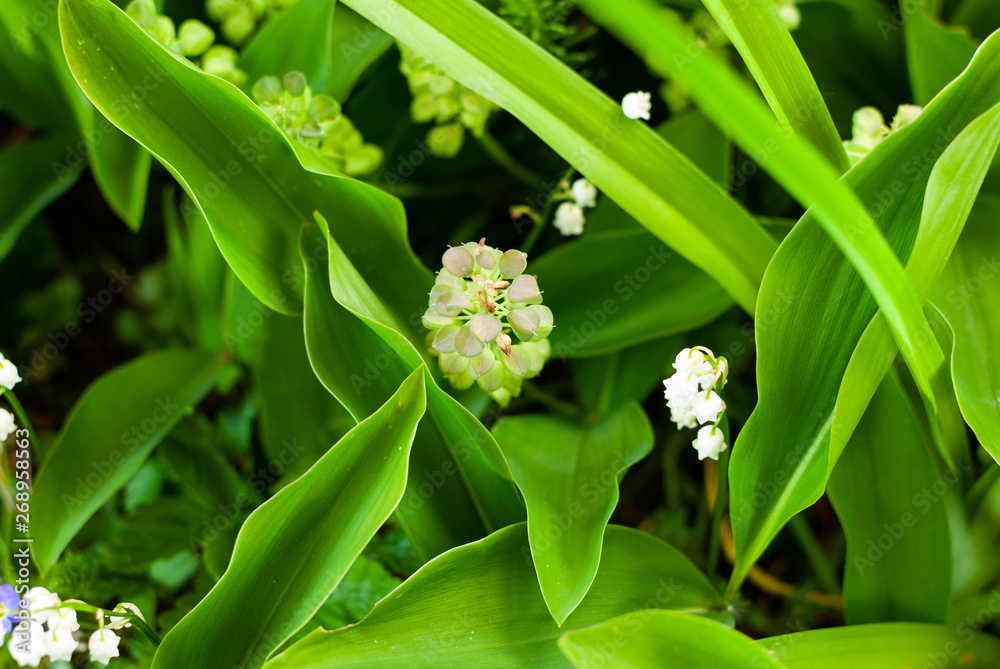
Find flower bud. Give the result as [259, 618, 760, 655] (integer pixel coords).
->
[442, 246, 475, 277]
[469, 347, 496, 378]
[432, 324, 460, 354]
[309, 95, 341, 122]
[439, 351, 469, 376]
[178, 20, 215, 56]
[502, 345, 532, 377]
[253, 76, 282, 105]
[427, 123, 465, 157]
[475, 246, 498, 270]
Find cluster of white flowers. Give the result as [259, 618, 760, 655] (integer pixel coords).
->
[775, 0, 801, 30]
[621, 91, 652, 120]
[4, 588, 132, 667]
[554, 178, 599, 236]
[0, 352, 21, 443]
[663, 347, 729, 461]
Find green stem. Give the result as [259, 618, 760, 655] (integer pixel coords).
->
[789, 514, 840, 595]
[706, 415, 730, 577]
[474, 130, 544, 188]
[2, 391, 41, 461]
[58, 602, 161, 646]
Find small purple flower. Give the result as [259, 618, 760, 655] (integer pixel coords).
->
[0, 583, 21, 638]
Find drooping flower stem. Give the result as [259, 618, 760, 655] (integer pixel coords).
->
[2, 391, 40, 459]
[705, 412, 730, 578]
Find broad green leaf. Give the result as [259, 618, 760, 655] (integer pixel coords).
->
[701, 0, 850, 173]
[905, 5, 978, 104]
[266, 524, 725, 668]
[0, 10, 74, 129]
[558, 610, 786, 669]
[533, 229, 732, 358]
[239, 0, 337, 96]
[828, 374, 951, 624]
[932, 194, 1000, 462]
[832, 101, 1000, 469]
[255, 313, 353, 476]
[338, 0, 778, 315]
[492, 403, 654, 624]
[32, 349, 224, 572]
[59, 0, 430, 317]
[0, 135, 83, 262]
[152, 368, 426, 669]
[301, 223, 524, 560]
[585, 0, 952, 450]
[720, 40, 1000, 589]
[760, 623, 1000, 668]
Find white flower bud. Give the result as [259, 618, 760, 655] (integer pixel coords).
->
[692, 425, 727, 460]
[672, 348, 707, 379]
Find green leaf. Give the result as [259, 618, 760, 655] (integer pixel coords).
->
[827, 374, 951, 624]
[760, 623, 1000, 668]
[255, 313, 353, 476]
[585, 0, 954, 456]
[571, 336, 680, 418]
[701, 0, 850, 173]
[558, 610, 786, 669]
[905, 5, 978, 105]
[239, 0, 337, 96]
[31, 349, 224, 572]
[338, 0, 777, 314]
[533, 228, 732, 358]
[265, 524, 725, 668]
[932, 194, 1000, 462]
[721, 40, 1000, 589]
[58, 0, 430, 317]
[151, 368, 427, 669]
[492, 403, 654, 624]
[300, 223, 524, 560]
[0, 135, 83, 262]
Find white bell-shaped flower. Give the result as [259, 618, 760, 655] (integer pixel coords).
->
[8, 620, 45, 667]
[692, 424, 727, 460]
[27, 587, 61, 626]
[88, 628, 121, 665]
[569, 178, 598, 208]
[553, 202, 586, 236]
[692, 390, 725, 425]
[672, 348, 707, 379]
[621, 91, 652, 120]
[0, 353, 20, 390]
[0, 409, 15, 442]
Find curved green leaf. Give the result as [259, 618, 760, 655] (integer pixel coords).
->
[301, 223, 524, 560]
[586, 0, 954, 453]
[701, 0, 849, 173]
[719, 39, 1000, 589]
[828, 374, 951, 624]
[59, 0, 430, 317]
[266, 524, 724, 668]
[152, 368, 426, 669]
[905, 5, 978, 105]
[534, 228, 732, 358]
[32, 349, 224, 572]
[932, 194, 1000, 462]
[558, 610, 786, 669]
[239, 0, 337, 96]
[492, 403, 654, 624]
[760, 623, 1000, 668]
[0, 135, 83, 262]
[338, 0, 778, 314]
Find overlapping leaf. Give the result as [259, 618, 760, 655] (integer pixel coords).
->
[152, 368, 426, 669]
[266, 524, 724, 668]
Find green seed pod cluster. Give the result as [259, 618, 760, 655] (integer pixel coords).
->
[205, 0, 298, 45]
[252, 73, 384, 177]
[127, 0, 246, 85]
[424, 239, 553, 406]
[398, 45, 497, 158]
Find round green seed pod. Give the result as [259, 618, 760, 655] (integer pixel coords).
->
[178, 19, 215, 57]
[507, 274, 541, 303]
[454, 325, 485, 357]
[498, 250, 527, 278]
[432, 324, 460, 354]
[439, 351, 470, 376]
[526, 304, 554, 340]
[442, 246, 475, 277]
[253, 76, 282, 104]
[468, 347, 496, 379]
[283, 71, 308, 97]
[508, 307, 540, 342]
[476, 361, 505, 392]
[468, 313, 502, 343]
[502, 345, 532, 377]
